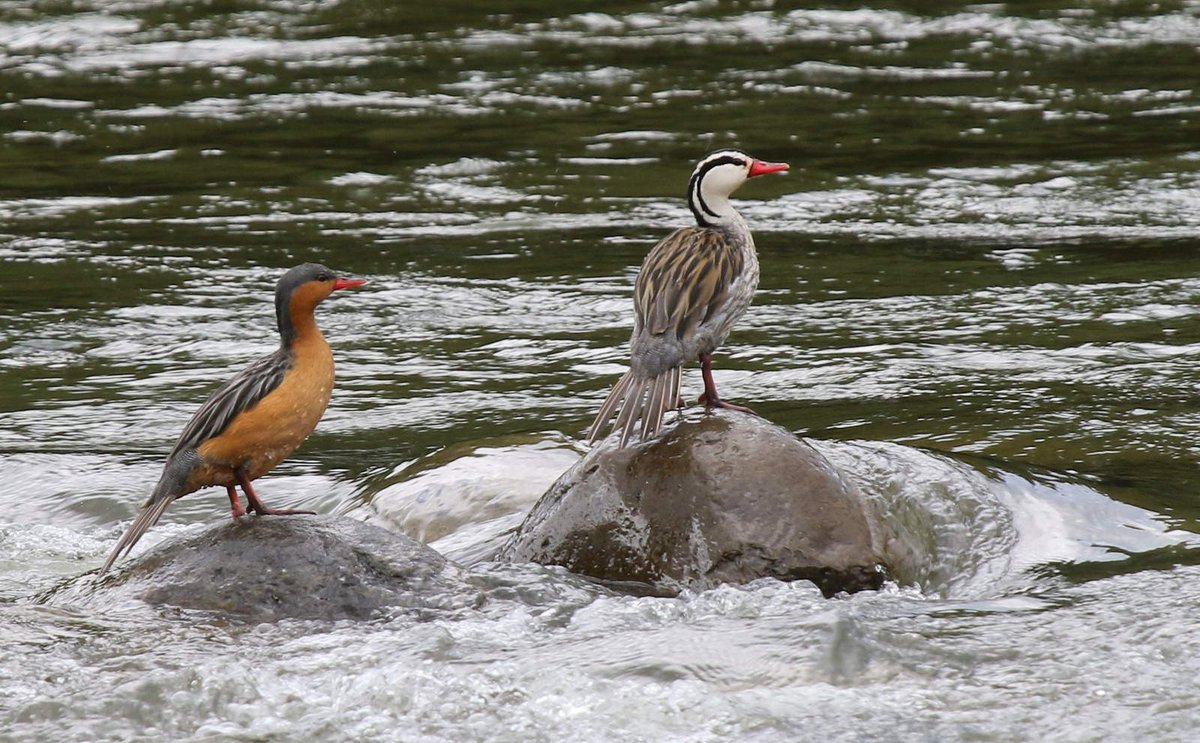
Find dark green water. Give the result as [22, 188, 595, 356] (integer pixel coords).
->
[3, 2, 1200, 740]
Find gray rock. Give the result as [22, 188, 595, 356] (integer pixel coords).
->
[43, 515, 482, 621]
[499, 411, 885, 597]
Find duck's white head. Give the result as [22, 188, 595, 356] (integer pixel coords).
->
[687, 149, 789, 228]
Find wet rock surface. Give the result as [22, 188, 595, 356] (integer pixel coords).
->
[44, 515, 482, 621]
[499, 411, 885, 597]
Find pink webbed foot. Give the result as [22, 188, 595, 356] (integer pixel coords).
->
[236, 472, 316, 517]
[697, 391, 756, 414]
[697, 352, 757, 415]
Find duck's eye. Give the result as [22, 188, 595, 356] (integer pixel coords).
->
[316, 271, 332, 282]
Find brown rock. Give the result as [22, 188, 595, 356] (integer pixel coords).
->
[42, 515, 482, 621]
[499, 411, 885, 597]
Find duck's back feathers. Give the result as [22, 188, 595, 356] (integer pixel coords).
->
[168, 349, 292, 458]
[636, 227, 747, 342]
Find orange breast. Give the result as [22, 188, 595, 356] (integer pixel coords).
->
[194, 333, 335, 486]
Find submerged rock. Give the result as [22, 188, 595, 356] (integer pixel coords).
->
[499, 410, 885, 597]
[43, 515, 481, 621]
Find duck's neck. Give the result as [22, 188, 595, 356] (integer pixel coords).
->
[688, 173, 746, 231]
[283, 307, 325, 351]
[276, 285, 328, 351]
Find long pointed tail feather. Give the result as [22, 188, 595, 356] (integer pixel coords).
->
[641, 372, 667, 440]
[588, 366, 679, 447]
[654, 367, 681, 434]
[100, 486, 177, 574]
[587, 371, 631, 442]
[616, 380, 644, 447]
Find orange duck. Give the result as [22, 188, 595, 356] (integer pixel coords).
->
[101, 263, 365, 572]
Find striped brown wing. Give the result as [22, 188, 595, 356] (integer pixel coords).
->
[168, 348, 292, 457]
[635, 227, 744, 341]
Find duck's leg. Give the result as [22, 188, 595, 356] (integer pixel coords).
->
[697, 353, 755, 414]
[236, 470, 316, 516]
[226, 485, 247, 518]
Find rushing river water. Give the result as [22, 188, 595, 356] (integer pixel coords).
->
[4, 1, 1200, 740]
